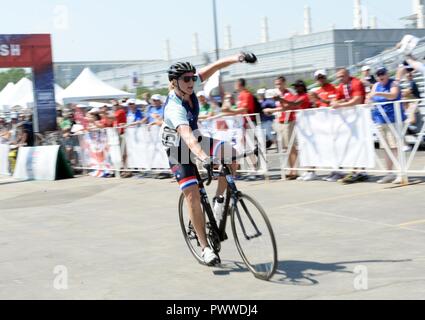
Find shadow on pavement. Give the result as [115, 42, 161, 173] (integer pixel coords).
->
[213, 259, 411, 285]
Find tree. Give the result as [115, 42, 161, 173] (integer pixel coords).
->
[136, 86, 169, 100]
[0, 69, 29, 91]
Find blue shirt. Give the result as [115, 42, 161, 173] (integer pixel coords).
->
[261, 99, 276, 122]
[371, 78, 406, 124]
[146, 105, 165, 124]
[127, 109, 143, 124]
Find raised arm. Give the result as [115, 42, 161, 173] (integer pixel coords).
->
[198, 52, 257, 82]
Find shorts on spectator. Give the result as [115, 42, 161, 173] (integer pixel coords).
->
[274, 121, 297, 149]
[377, 124, 397, 149]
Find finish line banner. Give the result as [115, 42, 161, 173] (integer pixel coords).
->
[296, 107, 375, 169]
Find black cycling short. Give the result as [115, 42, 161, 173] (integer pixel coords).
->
[167, 136, 236, 191]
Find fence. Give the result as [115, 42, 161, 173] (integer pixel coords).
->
[67, 113, 268, 177]
[275, 98, 425, 184]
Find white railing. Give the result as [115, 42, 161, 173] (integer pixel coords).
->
[275, 99, 425, 184]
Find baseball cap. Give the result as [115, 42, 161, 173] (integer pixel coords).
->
[361, 65, 371, 72]
[88, 107, 100, 114]
[376, 67, 388, 76]
[151, 94, 162, 101]
[257, 88, 266, 95]
[127, 98, 136, 105]
[196, 91, 207, 98]
[314, 70, 327, 78]
[265, 89, 279, 99]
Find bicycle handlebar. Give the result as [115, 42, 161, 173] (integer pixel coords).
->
[204, 146, 259, 186]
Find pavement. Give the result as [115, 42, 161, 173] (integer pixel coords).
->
[1, 174, 425, 300]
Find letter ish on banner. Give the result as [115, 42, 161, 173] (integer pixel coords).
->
[0, 34, 57, 133]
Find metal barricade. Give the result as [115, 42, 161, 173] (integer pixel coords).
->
[69, 114, 268, 178]
[274, 99, 425, 184]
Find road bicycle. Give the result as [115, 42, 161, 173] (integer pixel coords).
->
[178, 148, 278, 281]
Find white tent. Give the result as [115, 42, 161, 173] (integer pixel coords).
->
[4, 77, 33, 110]
[54, 84, 65, 105]
[60, 68, 135, 105]
[0, 79, 66, 110]
[0, 82, 16, 112]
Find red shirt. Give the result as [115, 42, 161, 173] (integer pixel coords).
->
[114, 109, 127, 134]
[336, 77, 366, 104]
[238, 89, 256, 115]
[279, 92, 312, 123]
[315, 83, 338, 107]
[100, 117, 113, 128]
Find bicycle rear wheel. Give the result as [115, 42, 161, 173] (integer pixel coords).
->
[231, 193, 277, 280]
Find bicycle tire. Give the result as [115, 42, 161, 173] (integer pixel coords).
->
[178, 193, 207, 265]
[231, 193, 278, 281]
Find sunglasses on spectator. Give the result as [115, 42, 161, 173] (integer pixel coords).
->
[180, 75, 198, 83]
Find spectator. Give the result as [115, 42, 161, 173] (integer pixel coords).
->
[331, 68, 368, 184]
[21, 114, 34, 147]
[60, 111, 74, 131]
[222, 92, 237, 111]
[113, 100, 127, 131]
[87, 109, 101, 131]
[126, 99, 144, 126]
[197, 91, 214, 120]
[257, 88, 266, 104]
[310, 70, 338, 108]
[309, 70, 345, 182]
[0, 117, 9, 143]
[369, 67, 405, 184]
[234, 78, 256, 116]
[99, 105, 114, 128]
[361, 65, 377, 94]
[261, 89, 277, 149]
[146, 94, 164, 126]
[264, 79, 312, 180]
[405, 71, 421, 100]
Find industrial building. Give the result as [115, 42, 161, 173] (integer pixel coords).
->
[53, 0, 425, 91]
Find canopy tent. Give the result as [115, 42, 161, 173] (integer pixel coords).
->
[0, 82, 16, 112]
[3, 77, 33, 110]
[60, 68, 135, 105]
[0, 79, 65, 111]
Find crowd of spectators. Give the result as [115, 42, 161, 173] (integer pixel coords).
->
[0, 61, 423, 183]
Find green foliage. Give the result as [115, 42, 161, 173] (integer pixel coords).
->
[0, 69, 28, 91]
[135, 86, 169, 99]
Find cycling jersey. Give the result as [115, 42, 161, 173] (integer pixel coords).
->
[161, 76, 202, 148]
[161, 76, 236, 191]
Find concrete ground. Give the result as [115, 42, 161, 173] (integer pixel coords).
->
[1, 174, 425, 300]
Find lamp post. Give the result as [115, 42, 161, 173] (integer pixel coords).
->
[212, 0, 220, 61]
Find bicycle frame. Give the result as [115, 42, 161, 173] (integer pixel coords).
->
[194, 162, 262, 244]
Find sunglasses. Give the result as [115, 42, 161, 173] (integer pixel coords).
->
[180, 75, 198, 83]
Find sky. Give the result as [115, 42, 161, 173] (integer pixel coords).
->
[0, 0, 414, 62]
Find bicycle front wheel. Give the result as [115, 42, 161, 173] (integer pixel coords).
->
[231, 194, 278, 281]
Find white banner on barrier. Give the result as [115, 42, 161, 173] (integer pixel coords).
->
[296, 107, 375, 168]
[125, 125, 170, 169]
[0, 144, 10, 176]
[13, 146, 60, 181]
[78, 130, 121, 177]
